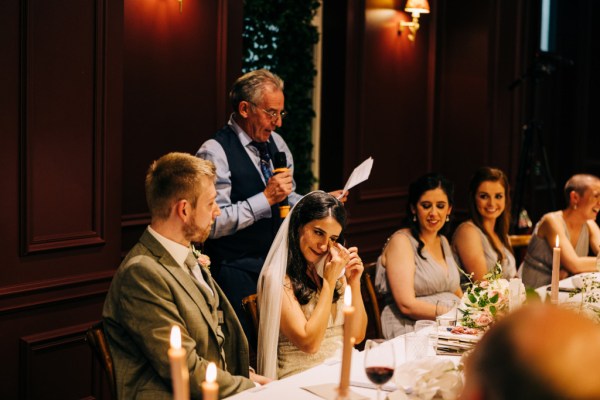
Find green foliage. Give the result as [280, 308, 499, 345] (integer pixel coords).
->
[242, 0, 320, 193]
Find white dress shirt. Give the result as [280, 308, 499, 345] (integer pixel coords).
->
[147, 226, 213, 296]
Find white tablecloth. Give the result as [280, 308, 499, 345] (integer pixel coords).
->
[226, 335, 458, 400]
[534, 272, 600, 303]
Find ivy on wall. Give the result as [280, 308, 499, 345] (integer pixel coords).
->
[242, 0, 321, 194]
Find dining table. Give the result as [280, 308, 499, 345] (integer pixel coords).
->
[225, 333, 461, 400]
[534, 271, 600, 303]
[226, 271, 600, 400]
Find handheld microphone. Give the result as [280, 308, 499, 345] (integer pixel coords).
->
[273, 151, 290, 218]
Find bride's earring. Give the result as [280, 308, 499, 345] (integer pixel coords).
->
[446, 215, 450, 222]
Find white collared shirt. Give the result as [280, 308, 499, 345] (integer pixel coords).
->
[147, 226, 213, 295]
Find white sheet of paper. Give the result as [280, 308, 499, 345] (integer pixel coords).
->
[338, 157, 373, 199]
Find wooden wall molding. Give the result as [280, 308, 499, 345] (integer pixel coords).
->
[357, 187, 409, 201]
[121, 212, 151, 228]
[19, 322, 94, 400]
[215, 0, 229, 127]
[0, 270, 113, 314]
[19, 0, 107, 255]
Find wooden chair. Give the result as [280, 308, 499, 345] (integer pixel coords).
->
[241, 294, 259, 369]
[241, 294, 260, 337]
[509, 234, 532, 248]
[85, 321, 117, 400]
[509, 234, 532, 267]
[360, 262, 384, 342]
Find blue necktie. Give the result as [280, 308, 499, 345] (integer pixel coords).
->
[250, 141, 273, 182]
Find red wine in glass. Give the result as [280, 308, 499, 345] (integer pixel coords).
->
[364, 339, 396, 400]
[365, 366, 394, 385]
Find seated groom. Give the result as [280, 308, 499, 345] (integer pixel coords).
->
[103, 152, 268, 399]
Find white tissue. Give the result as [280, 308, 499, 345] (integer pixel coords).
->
[315, 256, 346, 280]
[393, 358, 463, 400]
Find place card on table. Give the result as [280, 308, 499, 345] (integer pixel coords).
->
[301, 383, 368, 400]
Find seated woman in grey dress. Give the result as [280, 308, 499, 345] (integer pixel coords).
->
[521, 174, 600, 288]
[452, 167, 516, 282]
[257, 191, 367, 379]
[375, 173, 462, 339]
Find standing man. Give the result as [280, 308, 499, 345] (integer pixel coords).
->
[197, 69, 343, 344]
[103, 153, 268, 399]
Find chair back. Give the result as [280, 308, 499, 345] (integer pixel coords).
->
[86, 321, 117, 400]
[509, 234, 532, 267]
[241, 294, 259, 369]
[361, 262, 383, 340]
[242, 293, 259, 337]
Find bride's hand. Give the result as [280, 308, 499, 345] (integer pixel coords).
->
[344, 246, 364, 286]
[323, 243, 349, 285]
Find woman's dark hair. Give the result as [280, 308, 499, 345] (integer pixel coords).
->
[467, 167, 512, 260]
[287, 191, 346, 305]
[406, 173, 454, 259]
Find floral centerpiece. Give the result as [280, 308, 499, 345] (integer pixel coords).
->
[459, 263, 524, 331]
[567, 274, 600, 323]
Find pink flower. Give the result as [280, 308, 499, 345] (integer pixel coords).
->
[475, 312, 494, 327]
[197, 254, 211, 269]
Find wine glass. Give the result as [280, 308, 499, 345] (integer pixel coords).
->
[363, 339, 396, 400]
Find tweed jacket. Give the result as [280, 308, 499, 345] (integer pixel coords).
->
[103, 229, 255, 399]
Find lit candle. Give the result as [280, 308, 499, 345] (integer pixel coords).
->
[168, 326, 190, 400]
[338, 285, 355, 398]
[202, 362, 218, 400]
[550, 235, 560, 304]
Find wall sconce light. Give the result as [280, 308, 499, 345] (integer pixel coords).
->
[398, 0, 430, 42]
[178, 0, 183, 13]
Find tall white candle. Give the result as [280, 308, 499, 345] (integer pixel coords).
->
[202, 362, 218, 400]
[169, 326, 190, 400]
[338, 286, 354, 398]
[551, 235, 560, 304]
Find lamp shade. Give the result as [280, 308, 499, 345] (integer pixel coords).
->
[405, 0, 430, 14]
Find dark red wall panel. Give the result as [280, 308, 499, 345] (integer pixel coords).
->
[120, 0, 244, 254]
[21, 0, 106, 254]
[1, 0, 123, 397]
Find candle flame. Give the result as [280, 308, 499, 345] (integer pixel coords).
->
[170, 325, 181, 349]
[344, 285, 352, 307]
[206, 362, 217, 383]
[555, 235, 559, 248]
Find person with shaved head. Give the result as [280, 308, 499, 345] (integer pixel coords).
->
[521, 174, 600, 288]
[462, 303, 600, 400]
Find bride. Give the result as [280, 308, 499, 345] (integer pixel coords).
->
[256, 191, 367, 379]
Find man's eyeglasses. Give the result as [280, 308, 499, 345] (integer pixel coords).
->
[248, 101, 287, 121]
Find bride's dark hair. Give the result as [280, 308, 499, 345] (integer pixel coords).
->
[287, 191, 346, 305]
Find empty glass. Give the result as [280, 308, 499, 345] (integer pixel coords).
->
[414, 320, 437, 354]
[404, 331, 428, 362]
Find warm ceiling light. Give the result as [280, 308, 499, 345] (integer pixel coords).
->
[399, 0, 430, 42]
